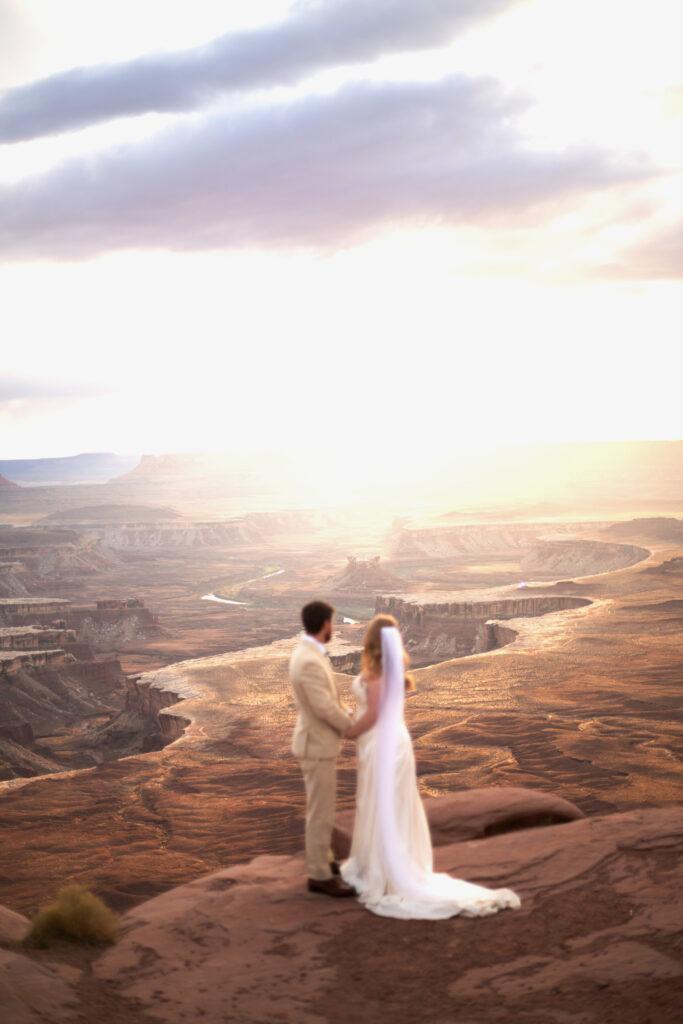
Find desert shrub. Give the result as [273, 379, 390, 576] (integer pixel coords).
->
[25, 884, 118, 947]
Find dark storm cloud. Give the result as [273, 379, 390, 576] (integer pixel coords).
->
[0, 75, 648, 262]
[0, 0, 519, 141]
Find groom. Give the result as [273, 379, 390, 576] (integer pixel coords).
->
[290, 600, 357, 898]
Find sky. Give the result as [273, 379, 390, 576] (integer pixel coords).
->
[1, 0, 682, 462]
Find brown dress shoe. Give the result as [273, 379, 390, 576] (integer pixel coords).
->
[308, 876, 357, 898]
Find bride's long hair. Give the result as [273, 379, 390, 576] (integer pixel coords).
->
[361, 614, 415, 692]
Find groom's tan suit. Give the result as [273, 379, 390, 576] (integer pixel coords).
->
[290, 635, 350, 880]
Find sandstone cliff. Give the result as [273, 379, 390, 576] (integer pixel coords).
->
[389, 521, 648, 578]
[0, 598, 173, 779]
[376, 591, 593, 663]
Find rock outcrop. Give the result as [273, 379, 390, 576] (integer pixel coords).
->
[0, 596, 177, 780]
[65, 601, 162, 648]
[0, 598, 71, 625]
[0, 646, 125, 779]
[0, 529, 113, 579]
[0, 645, 186, 778]
[0, 596, 161, 648]
[0, 905, 29, 944]
[376, 590, 593, 664]
[332, 786, 586, 857]
[91, 674, 190, 753]
[0, 626, 76, 651]
[2, 794, 681, 1024]
[326, 555, 402, 593]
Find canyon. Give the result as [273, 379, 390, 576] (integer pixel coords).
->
[0, 593, 176, 779]
[0, 465, 681, 1023]
[0, 511, 681, 914]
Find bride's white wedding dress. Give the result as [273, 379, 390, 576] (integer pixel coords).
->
[341, 632, 521, 920]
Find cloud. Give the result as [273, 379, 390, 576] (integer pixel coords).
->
[0, 0, 519, 142]
[607, 216, 683, 280]
[0, 75, 648, 262]
[0, 376, 108, 402]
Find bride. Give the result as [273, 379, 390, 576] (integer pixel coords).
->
[341, 615, 521, 920]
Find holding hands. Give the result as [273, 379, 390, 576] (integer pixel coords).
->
[345, 673, 382, 741]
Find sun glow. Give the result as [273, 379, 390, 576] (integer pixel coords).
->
[2, 234, 681, 462]
[1, 0, 682, 460]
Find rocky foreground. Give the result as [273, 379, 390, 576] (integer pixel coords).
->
[1, 789, 682, 1024]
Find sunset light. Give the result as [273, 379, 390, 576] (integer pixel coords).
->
[1, 0, 681, 463]
[1, 6, 682, 1018]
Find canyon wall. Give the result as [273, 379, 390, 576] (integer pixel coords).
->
[87, 521, 262, 549]
[0, 626, 76, 650]
[124, 675, 185, 719]
[66, 603, 162, 647]
[0, 658, 186, 778]
[0, 598, 71, 624]
[520, 539, 648, 576]
[390, 523, 648, 578]
[376, 593, 592, 665]
[0, 562, 30, 597]
[378, 594, 592, 624]
[0, 648, 70, 674]
[390, 523, 540, 559]
[96, 674, 191, 751]
[329, 650, 362, 675]
[0, 596, 173, 779]
[0, 537, 112, 577]
[0, 598, 161, 648]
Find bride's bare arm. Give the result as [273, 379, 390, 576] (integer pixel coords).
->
[345, 676, 382, 739]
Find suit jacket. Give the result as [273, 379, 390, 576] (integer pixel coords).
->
[290, 637, 350, 759]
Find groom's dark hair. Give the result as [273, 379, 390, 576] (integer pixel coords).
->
[302, 600, 335, 635]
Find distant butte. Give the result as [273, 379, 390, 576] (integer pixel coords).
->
[326, 555, 403, 593]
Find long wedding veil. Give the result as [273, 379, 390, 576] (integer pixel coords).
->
[376, 625, 431, 901]
[375, 626, 521, 916]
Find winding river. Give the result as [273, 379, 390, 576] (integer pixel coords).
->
[201, 568, 285, 606]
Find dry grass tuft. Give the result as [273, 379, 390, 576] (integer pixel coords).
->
[25, 884, 118, 947]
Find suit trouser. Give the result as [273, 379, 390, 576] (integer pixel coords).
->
[299, 756, 337, 880]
